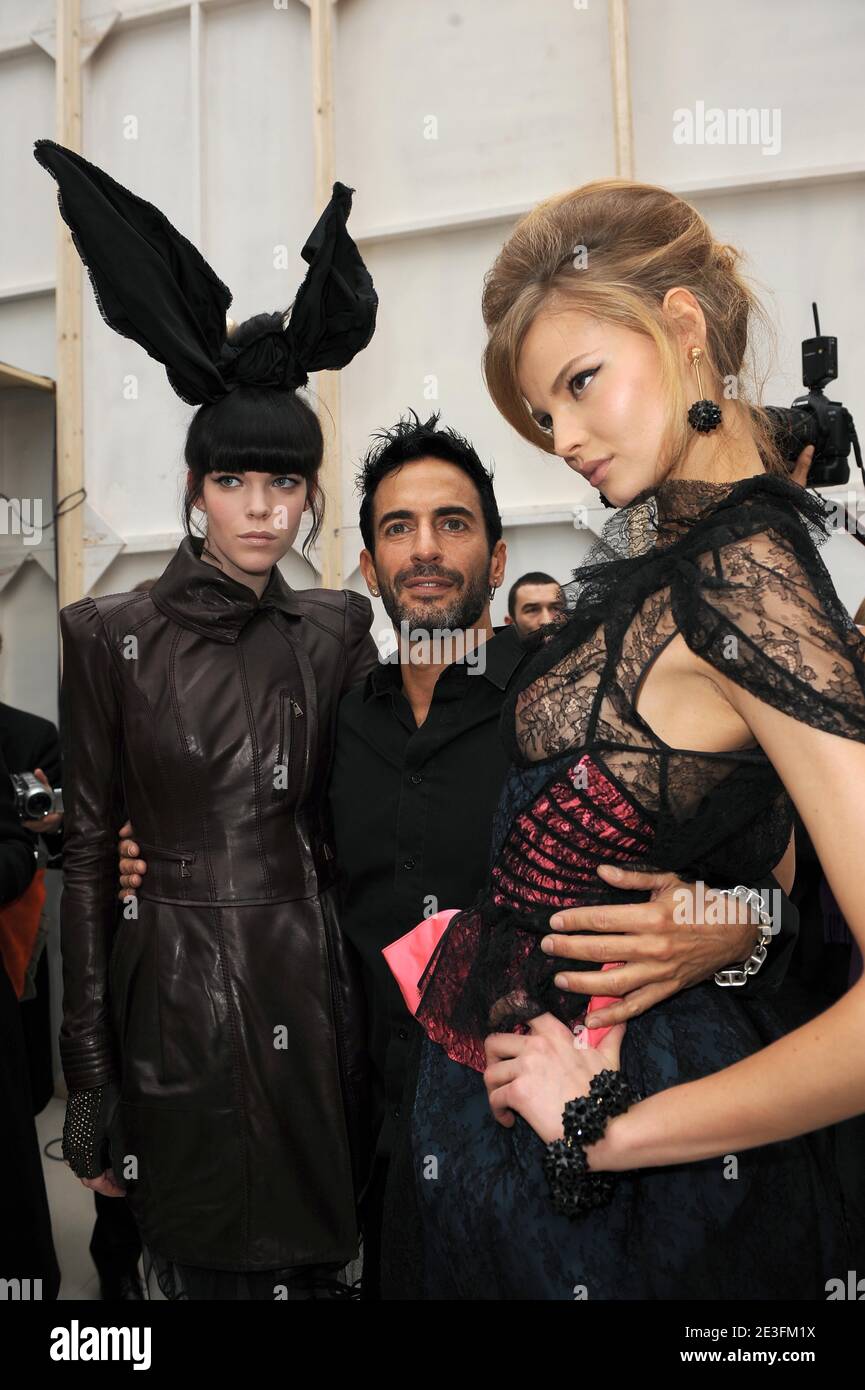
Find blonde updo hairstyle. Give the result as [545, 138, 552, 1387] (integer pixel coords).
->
[481, 178, 786, 480]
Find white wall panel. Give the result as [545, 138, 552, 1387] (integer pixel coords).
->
[630, 0, 865, 182]
[203, 0, 314, 323]
[0, 295, 55, 380]
[0, 386, 57, 718]
[0, 49, 55, 292]
[339, 219, 589, 533]
[0, 2, 54, 47]
[335, 0, 616, 228]
[80, 13, 197, 540]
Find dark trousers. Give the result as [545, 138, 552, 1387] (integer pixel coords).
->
[0, 958, 60, 1296]
[90, 1190, 142, 1282]
[360, 1154, 390, 1300]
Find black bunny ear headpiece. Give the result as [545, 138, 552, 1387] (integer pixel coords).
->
[33, 139, 377, 406]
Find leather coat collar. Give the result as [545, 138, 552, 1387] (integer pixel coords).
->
[150, 536, 302, 643]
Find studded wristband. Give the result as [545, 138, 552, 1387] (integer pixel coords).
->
[543, 1069, 637, 1220]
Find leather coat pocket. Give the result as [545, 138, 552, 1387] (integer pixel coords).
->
[135, 840, 197, 883]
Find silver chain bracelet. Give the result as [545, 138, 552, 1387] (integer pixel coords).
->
[713, 885, 776, 987]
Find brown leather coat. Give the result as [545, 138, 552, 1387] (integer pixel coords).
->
[58, 536, 378, 1270]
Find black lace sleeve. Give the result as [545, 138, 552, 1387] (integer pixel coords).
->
[672, 512, 865, 741]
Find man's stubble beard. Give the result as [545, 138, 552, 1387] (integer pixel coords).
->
[377, 567, 491, 636]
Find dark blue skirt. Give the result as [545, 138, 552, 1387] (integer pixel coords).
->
[399, 982, 859, 1300]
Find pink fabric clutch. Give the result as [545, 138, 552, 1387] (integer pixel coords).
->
[382, 908, 621, 1066]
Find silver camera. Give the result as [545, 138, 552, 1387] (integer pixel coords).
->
[10, 772, 64, 820]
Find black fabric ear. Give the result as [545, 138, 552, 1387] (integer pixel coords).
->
[34, 142, 378, 405]
[285, 181, 378, 375]
[34, 139, 232, 405]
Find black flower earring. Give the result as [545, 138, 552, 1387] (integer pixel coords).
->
[687, 346, 722, 433]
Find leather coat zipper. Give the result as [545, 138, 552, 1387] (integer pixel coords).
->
[135, 840, 196, 879]
[274, 691, 303, 801]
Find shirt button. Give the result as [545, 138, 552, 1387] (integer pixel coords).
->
[410, 773, 423, 785]
[403, 857, 415, 870]
[393, 1106, 402, 1120]
[398, 1027, 408, 1041]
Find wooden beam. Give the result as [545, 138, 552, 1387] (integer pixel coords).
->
[0, 279, 57, 303]
[607, 0, 634, 179]
[310, 0, 341, 589]
[54, 0, 85, 609]
[30, 9, 118, 63]
[189, 1, 204, 248]
[0, 362, 55, 392]
[341, 160, 865, 249]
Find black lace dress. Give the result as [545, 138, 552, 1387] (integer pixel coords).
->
[382, 473, 865, 1300]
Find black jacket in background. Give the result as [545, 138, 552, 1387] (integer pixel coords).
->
[0, 744, 60, 1296]
[0, 700, 63, 1112]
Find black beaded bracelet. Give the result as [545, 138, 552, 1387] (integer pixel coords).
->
[543, 1069, 636, 1220]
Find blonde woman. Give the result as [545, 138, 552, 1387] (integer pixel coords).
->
[385, 180, 865, 1300]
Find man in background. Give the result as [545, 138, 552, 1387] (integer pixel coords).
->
[504, 570, 566, 639]
[0, 633, 144, 1301]
[0, 741, 60, 1298]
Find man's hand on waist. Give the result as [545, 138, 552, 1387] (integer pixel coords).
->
[539, 863, 762, 1028]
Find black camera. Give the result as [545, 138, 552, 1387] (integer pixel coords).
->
[10, 772, 64, 820]
[765, 302, 862, 489]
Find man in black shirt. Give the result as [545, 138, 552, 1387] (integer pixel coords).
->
[327, 411, 798, 1297]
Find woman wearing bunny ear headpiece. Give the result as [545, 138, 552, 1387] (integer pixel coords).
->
[36, 139, 379, 1299]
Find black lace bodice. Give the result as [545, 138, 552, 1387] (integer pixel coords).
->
[503, 472, 865, 877]
[416, 472, 865, 1070]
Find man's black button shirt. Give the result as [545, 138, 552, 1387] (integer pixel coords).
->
[329, 625, 526, 1158]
